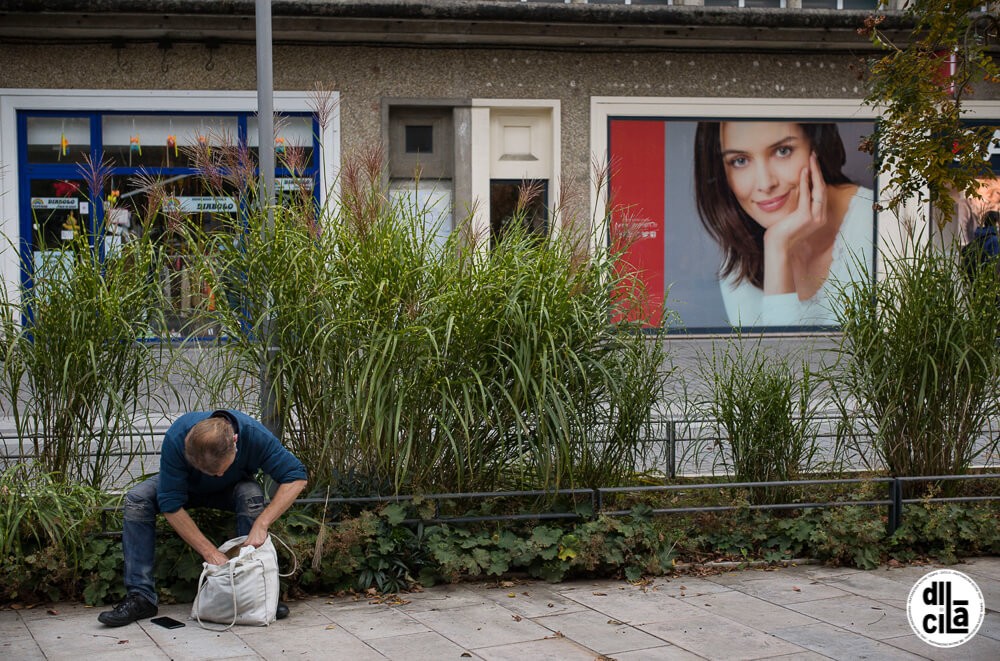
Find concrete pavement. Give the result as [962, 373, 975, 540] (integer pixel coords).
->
[2, 557, 999, 660]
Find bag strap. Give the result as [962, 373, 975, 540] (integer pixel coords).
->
[194, 561, 239, 632]
[270, 533, 299, 578]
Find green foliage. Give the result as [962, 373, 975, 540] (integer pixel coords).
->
[0, 466, 106, 602]
[677, 480, 998, 571]
[889, 501, 1000, 563]
[862, 1, 1000, 223]
[833, 239, 1000, 479]
[698, 335, 821, 504]
[0, 183, 173, 488]
[186, 149, 670, 494]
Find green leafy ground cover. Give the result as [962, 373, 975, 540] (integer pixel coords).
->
[2, 473, 996, 607]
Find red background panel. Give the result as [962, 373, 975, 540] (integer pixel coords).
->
[608, 119, 665, 326]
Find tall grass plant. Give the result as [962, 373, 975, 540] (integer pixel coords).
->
[698, 334, 822, 505]
[0, 173, 174, 488]
[186, 147, 671, 495]
[832, 236, 1000, 479]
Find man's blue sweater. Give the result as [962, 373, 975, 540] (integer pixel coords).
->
[156, 410, 307, 514]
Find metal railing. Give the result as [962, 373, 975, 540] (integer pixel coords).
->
[97, 472, 999, 537]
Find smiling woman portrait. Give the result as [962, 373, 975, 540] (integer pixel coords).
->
[694, 121, 874, 327]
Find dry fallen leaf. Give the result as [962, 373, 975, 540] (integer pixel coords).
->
[325, 624, 337, 630]
[512, 615, 522, 622]
[607, 619, 624, 625]
[507, 592, 516, 598]
[117, 640, 128, 645]
[46, 609, 59, 616]
[792, 586, 801, 592]
[592, 592, 607, 596]
[500, 581, 515, 588]
[547, 603, 555, 608]
[461, 653, 472, 658]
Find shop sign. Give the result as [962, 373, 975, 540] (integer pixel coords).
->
[31, 197, 79, 210]
[162, 196, 237, 213]
[277, 177, 313, 191]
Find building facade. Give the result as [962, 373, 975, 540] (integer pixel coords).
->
[1, 0, 997, 337]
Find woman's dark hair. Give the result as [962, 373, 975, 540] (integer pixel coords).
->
[694, 122, 852, 288]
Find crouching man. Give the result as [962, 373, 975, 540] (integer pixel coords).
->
[99, 410, 308, 627]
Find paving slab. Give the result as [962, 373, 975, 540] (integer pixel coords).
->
[978, 610, 1000, 642]
[325, 603, 430, 640]
[819, 571, 916, 609]
[771, 622, 927, 661]
[238, 622, 385, 660]
[365, 630, 479, 660]
[632, 599, 808, 661]
[784, 594, 911, 641]
[883, 632, 1000, 660]
[0, 635, 46, 661]
[532, 607, 668, 655]
[963, 557, 1000, 582]
[610, 645, 708, 660]
[405, 602, 552, 649]
[483, 582, 589, 618]
[708, 567, 854, 605]
[678, 589, 819, 633]
[394, 584, 491, 613]
[472, 635, 598, 660]
[557, 582, 705, 626]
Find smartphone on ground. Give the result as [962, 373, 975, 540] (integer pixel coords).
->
[150, 616, 186, 629]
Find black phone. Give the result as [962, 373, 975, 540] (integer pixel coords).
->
[150, 616, 186, 629]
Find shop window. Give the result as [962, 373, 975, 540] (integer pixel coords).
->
[102, 115, 239, 168]
[20, 109, 320, 340]
[247, 115, 315, 173]
[26, 117, 90, 164]
[490, 179, 548, 247]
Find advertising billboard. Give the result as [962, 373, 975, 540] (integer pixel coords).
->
[609, 118, 877, 332]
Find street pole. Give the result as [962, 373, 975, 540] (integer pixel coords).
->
[256, 0, 280, 437]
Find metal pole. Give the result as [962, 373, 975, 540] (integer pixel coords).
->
[888, 478, 902, 535]
[255, 0, 280, 437]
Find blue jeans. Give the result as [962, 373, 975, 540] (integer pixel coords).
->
[121, 474, 265, 606]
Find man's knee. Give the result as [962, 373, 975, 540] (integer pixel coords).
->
[123, 479, 159, 522]
[233, 481, 265, 519]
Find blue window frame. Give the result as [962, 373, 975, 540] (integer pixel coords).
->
[17, 109, 319, 339]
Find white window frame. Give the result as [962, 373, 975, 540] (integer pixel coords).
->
[469, 98, 561, 245]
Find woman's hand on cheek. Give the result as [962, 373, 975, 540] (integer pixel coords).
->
[762, 152, 826, 295]
[765, 152, 827, 250]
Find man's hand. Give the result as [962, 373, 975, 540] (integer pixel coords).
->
[241, 479, 308, 548]
[164, 508, 227, 566]
[205, 549, 229, 566]
[244, 519, 270, 549]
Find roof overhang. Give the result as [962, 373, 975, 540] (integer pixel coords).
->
[0, 0, 909, 53]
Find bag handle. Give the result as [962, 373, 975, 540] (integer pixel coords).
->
[270, 533, 299, 578]
[194, 561, 239, 632]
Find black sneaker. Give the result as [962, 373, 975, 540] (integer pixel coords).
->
[98, 593, 158, 627]
[276, 601, 289, 620]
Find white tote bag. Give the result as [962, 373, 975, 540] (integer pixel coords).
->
[191, 534, 294, 630]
